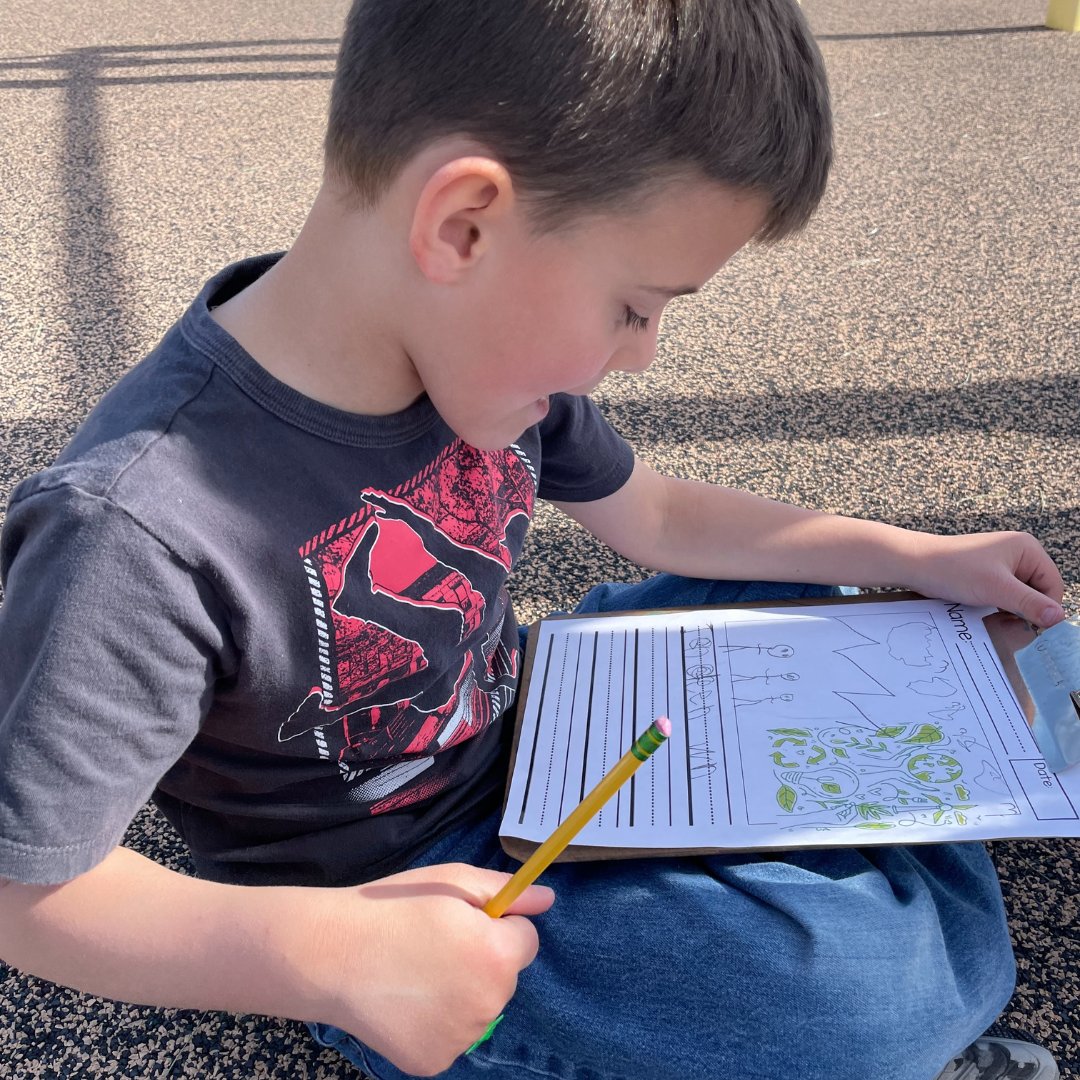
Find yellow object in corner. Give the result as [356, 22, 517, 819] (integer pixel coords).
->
[1047, 0, 1080, 31]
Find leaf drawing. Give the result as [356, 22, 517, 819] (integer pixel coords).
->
[777, 784, 798, 813]
[902, 724, 944, 745]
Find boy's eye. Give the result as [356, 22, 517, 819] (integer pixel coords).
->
[623, 305, 650, 332]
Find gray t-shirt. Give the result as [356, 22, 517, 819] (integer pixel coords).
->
[0, 254, 635, 887]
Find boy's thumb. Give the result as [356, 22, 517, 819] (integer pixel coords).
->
[1005, 583, 1065, 630]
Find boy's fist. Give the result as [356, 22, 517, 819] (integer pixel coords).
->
[309, 862, 555, 1076]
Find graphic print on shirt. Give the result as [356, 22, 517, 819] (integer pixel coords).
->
[282, 439, 536, 814]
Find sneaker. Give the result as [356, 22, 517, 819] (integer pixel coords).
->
[934, 1037, 1059, 1080]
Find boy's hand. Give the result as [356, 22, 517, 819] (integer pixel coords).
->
[901, 529, 1066, 629]
[313, 862, 555, 1077]
[0, 848, 550, 1079]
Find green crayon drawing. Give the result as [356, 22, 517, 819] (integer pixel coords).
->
[765, 721, 1008, 832]
[907, 752, 962, 783]
[902, 724, 945, 745]
[721, 609, 1023, 835]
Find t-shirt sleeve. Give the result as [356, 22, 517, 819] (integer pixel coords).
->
[535, 393, 635, 503]
[0, 484, 233, 884]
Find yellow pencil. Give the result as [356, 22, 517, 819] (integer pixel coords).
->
[483, 715, 672, 918]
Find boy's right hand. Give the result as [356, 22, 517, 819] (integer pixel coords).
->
[312, 862, 555, 1077]
[0, 848, 550, 1078]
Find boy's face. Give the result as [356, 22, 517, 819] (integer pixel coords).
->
[408, 177, 768, 451]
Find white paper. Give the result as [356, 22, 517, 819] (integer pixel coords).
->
[500, 599, 1080, 853]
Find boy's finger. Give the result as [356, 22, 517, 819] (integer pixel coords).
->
[450, 864, 555, 914]
[499, 884, 555, 917]
[414, 864, 555, 915]
[1007, 583, 1066, 629]
[1024, 557, 1066, 606]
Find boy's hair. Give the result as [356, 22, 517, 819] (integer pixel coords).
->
[325, 0, 832, 242]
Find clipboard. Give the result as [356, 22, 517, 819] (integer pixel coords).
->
[498, 592, 1079, 863]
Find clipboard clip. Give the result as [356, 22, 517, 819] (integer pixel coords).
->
[1014, 620, 1080, 773]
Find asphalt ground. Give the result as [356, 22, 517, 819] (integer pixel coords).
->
[0, 0, 1078, 1076]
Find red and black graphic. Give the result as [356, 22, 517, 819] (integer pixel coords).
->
[282, 440, 536, 814]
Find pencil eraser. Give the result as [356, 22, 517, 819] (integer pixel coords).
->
[656, 716, 672, 738]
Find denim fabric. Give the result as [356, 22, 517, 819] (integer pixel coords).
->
[309, 575, 1015, 1080]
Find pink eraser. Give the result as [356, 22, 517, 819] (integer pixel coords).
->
[655, 716, 672, 737]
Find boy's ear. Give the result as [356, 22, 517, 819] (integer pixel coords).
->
[409, 157, 515, 284]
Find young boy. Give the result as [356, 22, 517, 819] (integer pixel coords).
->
[0, 1, 1066, 1078]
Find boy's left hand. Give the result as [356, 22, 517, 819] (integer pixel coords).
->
[901, 529, 1066, 629]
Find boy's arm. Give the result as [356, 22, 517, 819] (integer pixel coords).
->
[0, 846, 553, 1078]
[553, 458, 1066, 628]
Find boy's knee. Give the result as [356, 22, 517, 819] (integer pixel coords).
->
[805, 918, 1013, 1076]
[747, 941, 1014, 1079]
[685, 848, 1016, 1076]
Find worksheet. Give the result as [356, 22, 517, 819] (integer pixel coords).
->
[499, 598, 1080, 855]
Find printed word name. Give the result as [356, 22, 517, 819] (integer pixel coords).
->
[946, 603, 973, 641]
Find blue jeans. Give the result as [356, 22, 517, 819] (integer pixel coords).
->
[309, 575, 1015, 1080]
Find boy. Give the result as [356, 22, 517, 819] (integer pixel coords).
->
[0, 1, 1066, 1078]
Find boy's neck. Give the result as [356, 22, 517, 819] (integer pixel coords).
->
[210, 185, 424, 418]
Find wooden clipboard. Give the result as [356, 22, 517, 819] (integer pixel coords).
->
[498, 591, 1037, 863]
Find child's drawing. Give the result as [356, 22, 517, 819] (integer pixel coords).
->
[887, 621, 949, 672]
[507, 598, 1079, 855]
[908, 677, 958, 697]
[929, 702, 966, 722]
[735, 692, 796, 708]
[717, 643, 794, 658]
[721, 611, 1023, 833]
[731, 669, 800, 685]
[765, 721, 1018, 832]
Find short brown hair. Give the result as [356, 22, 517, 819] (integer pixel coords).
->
[325, 0, 832, 241]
